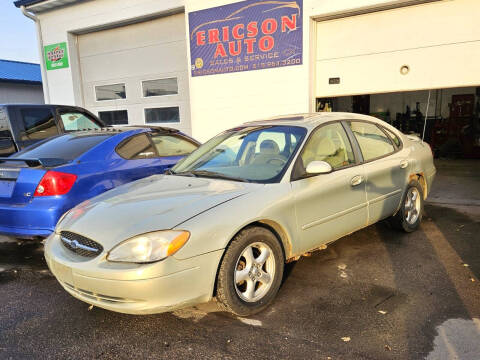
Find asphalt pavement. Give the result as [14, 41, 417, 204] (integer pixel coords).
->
[0, 159, 479, 360]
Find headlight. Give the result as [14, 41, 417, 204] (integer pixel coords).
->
[106, 231, 190, 263]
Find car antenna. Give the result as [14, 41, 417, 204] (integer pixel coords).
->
[422, 90, 431, 143]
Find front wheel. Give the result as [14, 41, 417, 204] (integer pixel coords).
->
[390, 179, 424, 232]
[216, 226, 284, 316]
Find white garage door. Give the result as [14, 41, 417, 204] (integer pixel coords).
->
[78, 13, 191, 133]
[315, 0, 480, 98]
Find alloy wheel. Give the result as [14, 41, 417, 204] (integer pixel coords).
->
[405, 187, 421, 225]
[234, 242, 276, 302]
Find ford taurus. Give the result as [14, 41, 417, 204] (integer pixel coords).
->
[44, 113, 436, 316]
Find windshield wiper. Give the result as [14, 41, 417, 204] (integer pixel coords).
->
[175, 170, 250, 183]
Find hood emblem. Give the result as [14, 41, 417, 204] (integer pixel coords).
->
[61, 236, 99, 253]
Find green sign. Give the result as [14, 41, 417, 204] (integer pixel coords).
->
[44, 42, 69, 70]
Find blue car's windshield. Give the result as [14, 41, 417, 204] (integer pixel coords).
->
[172, 125, 307, 183]
[12, 133, 113, 161]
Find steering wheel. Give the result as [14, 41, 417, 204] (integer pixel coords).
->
[266, 157, 287, 166]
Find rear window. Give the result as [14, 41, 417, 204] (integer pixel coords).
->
[12, 133, 112, 161]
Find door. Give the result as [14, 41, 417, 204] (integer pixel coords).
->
[291, 122, 367, 253]
[149, 133, 199, 170]
[78, 13, 191, 133]
[315, 0, 480, 98]
[345, 121, 407, 224]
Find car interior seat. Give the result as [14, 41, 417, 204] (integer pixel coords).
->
[302, 136, 346, 169]
[251, 139, 286, 165]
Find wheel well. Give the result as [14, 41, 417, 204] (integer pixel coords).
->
[409, 172, 427, 199]
[211, 220, 290, 297]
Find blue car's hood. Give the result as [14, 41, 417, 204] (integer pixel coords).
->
[57, 174, 261, 249]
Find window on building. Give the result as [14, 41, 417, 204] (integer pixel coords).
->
[150, 134, 198, 157]
[98, 110, 128, 126]
[300, 122, 355, 171]
[95, 84, 126, 101]
[145, 107, 180, 123]
[116, 134, 156, 160]
[347, 121, 395, 161]
[60, 112, 101, 131]
[20, 108, 59, 141]
[143, 78, 178, 97]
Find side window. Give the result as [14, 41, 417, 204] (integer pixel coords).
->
[300, 122, 355, 170]
[20, 108, 59, 141]
[60, 111, 101, 131]
[150, 134, 198, 157]
[347, 121, 395, 161]
[383, 127, 402, 148]
[116, 134, 156, 160]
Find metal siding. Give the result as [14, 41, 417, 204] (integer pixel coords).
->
[0, 83, 44, 104]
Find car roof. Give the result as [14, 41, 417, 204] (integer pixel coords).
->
[243, 112, 385, 129]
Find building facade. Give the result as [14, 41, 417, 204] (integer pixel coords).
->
[15, 0, 480, 149]
[0, 59, 43, 104]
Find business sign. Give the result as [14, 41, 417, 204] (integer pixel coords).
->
[44, 42, 69, 70]
[189, 0, 302, 77]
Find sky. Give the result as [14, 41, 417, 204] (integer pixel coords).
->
[0, 1, 40, 63]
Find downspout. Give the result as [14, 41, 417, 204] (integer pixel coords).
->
[20, 5, 50, 103]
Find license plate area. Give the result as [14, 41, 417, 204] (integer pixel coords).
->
[52, 261, 74, 285]
[0, 180, 14, 197]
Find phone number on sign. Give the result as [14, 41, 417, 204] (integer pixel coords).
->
[193, 57, 301, 76]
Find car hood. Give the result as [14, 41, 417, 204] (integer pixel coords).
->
[58, 174, 262, 250]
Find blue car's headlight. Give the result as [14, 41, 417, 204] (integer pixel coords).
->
[106, 230, 190, 263]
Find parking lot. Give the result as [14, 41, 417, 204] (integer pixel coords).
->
[0, 159, 479, 360]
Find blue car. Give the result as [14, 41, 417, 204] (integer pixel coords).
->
[0, 126, 199, 239]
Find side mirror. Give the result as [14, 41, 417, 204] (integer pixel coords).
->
[305, 160, 332, 174]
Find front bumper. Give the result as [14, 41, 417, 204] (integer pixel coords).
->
[44, 233, 224, 314]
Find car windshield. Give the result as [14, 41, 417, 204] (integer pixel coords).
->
[171, 125, 307, 183]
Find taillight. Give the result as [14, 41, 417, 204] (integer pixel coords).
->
[34, 171, 77, 197]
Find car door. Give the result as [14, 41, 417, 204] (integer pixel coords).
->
[344, 121, 408, 225]
[149, 133, 199, 170]
[291, 122, 368, 254]
[115, 133, 166, 181]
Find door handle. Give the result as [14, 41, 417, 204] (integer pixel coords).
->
[350, 175, 364, 186]
[400, 160, 409, 169]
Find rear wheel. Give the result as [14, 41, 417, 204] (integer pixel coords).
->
[390, 180, 424, 232]
[216, 226, 284, 316]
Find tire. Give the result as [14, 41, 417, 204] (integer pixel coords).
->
[216, 226, 284, 316]
[390, 179, 424, 233]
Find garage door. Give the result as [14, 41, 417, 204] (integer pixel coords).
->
[78, 13, 191, 133]
[315, 0, 480, 98]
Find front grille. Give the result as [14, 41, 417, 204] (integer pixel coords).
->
[60, 231, 103, 258]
